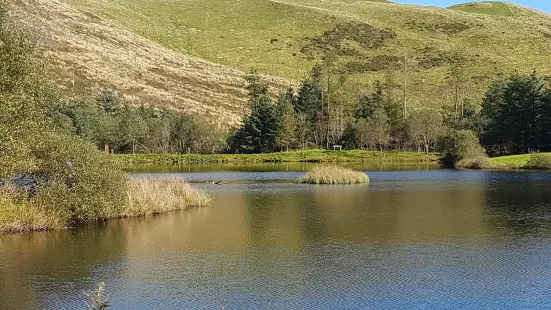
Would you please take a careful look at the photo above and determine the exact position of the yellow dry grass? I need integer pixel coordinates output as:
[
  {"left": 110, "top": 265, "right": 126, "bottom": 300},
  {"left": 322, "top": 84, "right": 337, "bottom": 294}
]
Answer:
[
  {"left": 0, "top": 186, "right": 64, "bottom": 234},
  {"left": 299, "top": 165, "right": 369, "bottom": 184},
  {"left": 124, "top": 178, "right": 212, "bottom": 217},
  {"left": 7, "top": 0, "right": 288, "bottom": 127}
]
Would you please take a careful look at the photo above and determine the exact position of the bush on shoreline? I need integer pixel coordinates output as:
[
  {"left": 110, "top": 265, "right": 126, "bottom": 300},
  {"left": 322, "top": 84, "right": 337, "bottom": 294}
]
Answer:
[
  {"left": 299, "top": 165, "right": 369, "bottom": 184},
  {"left": 526, "top": 153, "right": 551, "bottom": 169}
]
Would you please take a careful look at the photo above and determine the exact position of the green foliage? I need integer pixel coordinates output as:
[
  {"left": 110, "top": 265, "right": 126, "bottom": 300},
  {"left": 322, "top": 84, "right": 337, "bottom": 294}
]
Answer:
[
  {"left": 0, "top": 7, "right": 128, "bottom": 231},
  {"left": 481, "top": 71, "right": 551, "bottom": 155},
  {"left": 454, "top": 130, "right": 485, "bottom": 160},
  {"left": 407, "top": 109, "right": 444, "bottom": 154},
  {"left": 275, "top": 91, "right": 298, "bottom": 151},
  {"left": 449, "top": 2, "right": 514, "bottom": 17},
  {"left": 51, "top": 93, "right": 228, "bottom": 154},
  {"left": 526, "top": 153, "right": 551, "bottom": 169},
  {"left": 31, "top": 133, "right": 128, "bottom": 223},
  {"left": 116, "top": 150, "right": 439, "bottom": 164},
  {"left": 231, "top": 70, "right": 278, "bottom": 153}
]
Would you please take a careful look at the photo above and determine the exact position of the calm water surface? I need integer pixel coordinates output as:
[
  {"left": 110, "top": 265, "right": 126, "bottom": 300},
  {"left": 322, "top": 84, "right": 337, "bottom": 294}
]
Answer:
[{"left": 2, "top": 164, "right": 551, "bottom": 309}]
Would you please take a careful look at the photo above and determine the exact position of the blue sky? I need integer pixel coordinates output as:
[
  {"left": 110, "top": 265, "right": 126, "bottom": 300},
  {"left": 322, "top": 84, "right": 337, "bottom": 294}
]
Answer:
[{"left": 394, "top": 1, "right": 550, "bottom": 13}]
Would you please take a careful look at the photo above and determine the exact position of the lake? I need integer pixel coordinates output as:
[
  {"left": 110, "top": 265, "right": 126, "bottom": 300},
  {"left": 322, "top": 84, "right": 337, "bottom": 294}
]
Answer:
[{"left": 2, "top": 164, "right": 551, "bottom": 309}]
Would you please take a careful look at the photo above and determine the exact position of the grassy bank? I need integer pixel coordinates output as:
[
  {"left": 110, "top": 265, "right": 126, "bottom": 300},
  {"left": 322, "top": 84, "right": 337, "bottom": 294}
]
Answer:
[
  {"left": 299, "top": 166, "right": 369, "bottom": 184},
  {"left": 116, "top": 150, "right": 439, "bottom": 164},
  {"left": 489, "top": 154, "right": 531, "bottom": 169},
  {"left": 488, "top": 153, "right": 551, "bottom": 169},
  {"left": 0, "top": 178, "right": 210, "bottom": 234}
]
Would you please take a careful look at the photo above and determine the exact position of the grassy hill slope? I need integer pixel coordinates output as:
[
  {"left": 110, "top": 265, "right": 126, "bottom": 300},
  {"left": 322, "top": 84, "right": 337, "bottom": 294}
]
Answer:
[
  {"left": 10, "top": 0, "right": 551, "bottom": 125},
  {"left": 57, "top": 0, "right": 551, "bottom": 113},
  {"left": 8, "top": 0, "right": 288, "bottom": 127}
]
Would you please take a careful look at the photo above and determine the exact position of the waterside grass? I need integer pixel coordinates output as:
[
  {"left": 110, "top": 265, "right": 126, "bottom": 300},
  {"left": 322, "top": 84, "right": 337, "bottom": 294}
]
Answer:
[
  {"left": 117, "top": 150, "right": 439, "bottom": 165},
  {"left": 455, "top": 156, "right": 496, "bottom": 170},
  {"left": 123, "top": 178, "right": 211, "bottom": 217},
  {"left": 299, "top": 165, "right": 369, "bottom": 184},
  {"left": 486, "top": 153, "right": 551, "bottom": 170},
  {"left": 1, "top": 178, "right": 211, "bottom": 234}
]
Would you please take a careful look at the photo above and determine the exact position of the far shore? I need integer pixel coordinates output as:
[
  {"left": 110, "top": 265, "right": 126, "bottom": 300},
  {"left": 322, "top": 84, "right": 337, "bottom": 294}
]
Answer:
[{"left": 115, "top": 150, "right": 440, "bottom": 164}]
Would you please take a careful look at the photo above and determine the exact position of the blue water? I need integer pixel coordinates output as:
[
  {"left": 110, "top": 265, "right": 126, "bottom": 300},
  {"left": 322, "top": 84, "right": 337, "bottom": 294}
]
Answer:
[{"left": 2, "top": 168, "right": 551, "bottom": 309}]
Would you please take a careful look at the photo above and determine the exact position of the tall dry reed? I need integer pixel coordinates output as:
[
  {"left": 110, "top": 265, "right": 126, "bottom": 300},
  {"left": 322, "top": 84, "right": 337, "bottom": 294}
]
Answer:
[
  {"left": 298, "top": 166, "right": 369, "bottom": 185},
  {"left": 124, "top": 178, "right": 212, "bottom": 217}
]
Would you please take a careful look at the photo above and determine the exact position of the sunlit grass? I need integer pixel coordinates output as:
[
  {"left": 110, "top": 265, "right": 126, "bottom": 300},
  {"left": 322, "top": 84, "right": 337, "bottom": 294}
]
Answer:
[
  {"left": 299, "top": 165, "right": 369, "bottom": 184},
  {"left": 1, "top": 178, "right": 212, "bottom": 234},
  {"left": 0, "top": 187, "right": 65, "bottom": 234},
  {"left": 123, "top": 178, "right": 212, "bottom": 217},
  {"left": 116, "top": 150, "right": 439, "bottom": 164},
  {"left": 59, "top": 0, "right": 551, "bottom": 115},
  {"left": 489, "top": 154, "right": 532, "bottom": 168},
  {"left": 449, "top": 2, "right": 514, "bottom": 17}
]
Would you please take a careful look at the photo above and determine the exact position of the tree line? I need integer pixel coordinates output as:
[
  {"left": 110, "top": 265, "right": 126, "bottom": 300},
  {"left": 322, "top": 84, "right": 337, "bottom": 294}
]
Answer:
[
  {"left": 231, "top": 63, "right": 551, "bottom": 158},
  {"left": 50, "top": 90, "right": 228, "bottom": 154},
  {"left": 49, "top": 54, "right": 551, "bottom": 158},
  {"left": 231, "top": 63, "right": 474, "bottom": 156}
]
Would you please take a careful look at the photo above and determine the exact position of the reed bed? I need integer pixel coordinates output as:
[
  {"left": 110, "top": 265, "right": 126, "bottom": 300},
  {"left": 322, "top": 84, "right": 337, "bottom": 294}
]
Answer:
[
  {"left": 124, "top": 178, "right": 212, "bottom": 217},
  {"left": 298, "top": 165, "right": 369, "bottom": 185}
]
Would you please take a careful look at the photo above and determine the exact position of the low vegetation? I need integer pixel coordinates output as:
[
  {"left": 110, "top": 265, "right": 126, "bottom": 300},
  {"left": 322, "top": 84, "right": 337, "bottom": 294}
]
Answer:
[
  {"left": 449, "top": 2, "right": 514, "bottom": 17},
  {"left": 117, "top": 150, "right": 439, "bottom": 164},
  {"left": 525, "top": 153, "right": 551, "bottom": 170},
  {"left": 124, "top": 178, "right": 211, "bottom": 217},
  {"left": 49, "top": 0, "right": 551, "bottom": 118},
  {"left": 298, "top": 166, "right": 369, "bottom": 184},
  {"left": 0, "top": 10, "right": 211, "bottom": 234}
]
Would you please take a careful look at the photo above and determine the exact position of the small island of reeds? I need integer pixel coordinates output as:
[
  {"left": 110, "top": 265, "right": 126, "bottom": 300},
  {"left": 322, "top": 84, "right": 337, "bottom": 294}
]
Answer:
[{"left": 298, "top": 166, "right": 369, "bottom": 185}]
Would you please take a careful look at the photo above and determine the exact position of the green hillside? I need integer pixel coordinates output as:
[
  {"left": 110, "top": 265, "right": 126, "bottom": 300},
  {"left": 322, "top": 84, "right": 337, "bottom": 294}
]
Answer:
[
  {"left": 58, "top": 0, "right": 551, "bottom": 113},
  {"left": 449, "top": 2, "right": 515, "bottom": 16}
]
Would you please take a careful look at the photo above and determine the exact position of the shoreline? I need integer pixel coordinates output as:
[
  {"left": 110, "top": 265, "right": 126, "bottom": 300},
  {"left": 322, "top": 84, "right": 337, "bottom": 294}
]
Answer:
[
  {"left": 0, "top": 178, "right": 210, "bottom": 235},
  {"left": 115, "top": 150, "right": 440, "bottom": 164}
]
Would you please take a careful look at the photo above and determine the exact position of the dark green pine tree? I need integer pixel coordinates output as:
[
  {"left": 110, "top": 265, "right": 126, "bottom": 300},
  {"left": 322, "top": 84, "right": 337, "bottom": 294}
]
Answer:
[
  {"left": 231, "top": 70, "right": 278, "bottom": 153},
  {"left": 355, "top": 80, "right": 384, "bottom": 120}
]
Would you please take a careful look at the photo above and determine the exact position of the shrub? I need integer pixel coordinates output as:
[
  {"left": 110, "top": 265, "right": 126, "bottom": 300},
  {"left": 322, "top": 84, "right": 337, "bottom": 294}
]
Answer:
[
  {"left": 455, "top": 156, "right": 495, "bottom": 170},
  {"left": 526, "top": 153, "right": 551, "bottom": 169},
  {"left": 29, "top": 133, "right": 128, "bottom": 223},
  {"left": 454, "top": 130, "right": 485, "bottom": 160},
  {"left": 298, "top": 165, "right": 369, "bottom": 184}
]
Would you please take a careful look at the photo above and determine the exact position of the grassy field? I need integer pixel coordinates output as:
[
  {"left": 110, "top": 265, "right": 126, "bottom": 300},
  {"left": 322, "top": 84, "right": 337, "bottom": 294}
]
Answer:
[
  {"left": 488, "top": 153, "right": 551, "bottom": 169},
  {"left": 116, "top": 150, "right": 439, "bottom": 164},
  {"left": 489, "top": 154, "right": 532, "bottom": 168},
  {"left": 49, "top": 0, "right": 551, "bottom": 117},
  {"left": 449, "top": 2, "right": 514, "bottom": 16}
]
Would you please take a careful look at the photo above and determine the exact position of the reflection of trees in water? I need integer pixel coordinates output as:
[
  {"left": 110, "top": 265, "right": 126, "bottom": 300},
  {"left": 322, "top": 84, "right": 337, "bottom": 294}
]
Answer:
[
  {"left": 0, "top": 224, "right": 127, "bottom": 309},
  {"left": 483, "top": 181, "right": 551, "bottom": 237}
]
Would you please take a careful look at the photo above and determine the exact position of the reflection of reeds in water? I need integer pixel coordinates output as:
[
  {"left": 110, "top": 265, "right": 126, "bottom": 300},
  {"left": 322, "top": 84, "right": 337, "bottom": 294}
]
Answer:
[
  {"left": 124, "top": 178, "right": 212, "bottom": 217},
  {"left": 298, "top": 166, "right": 369, "bottom": 185}
]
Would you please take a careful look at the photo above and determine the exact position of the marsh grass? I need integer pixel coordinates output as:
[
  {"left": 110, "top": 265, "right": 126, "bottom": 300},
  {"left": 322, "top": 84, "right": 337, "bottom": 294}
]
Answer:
[
  {"left": 455, "top": 156, "right": 495, "bottom": 170},
  {"left": 1, "top": 178, "right": 212, "bottom": 234},
  {"left": 299, "top": 165, "right": 369, "bottom": 184},
  {"left": 0, "top": 186, "right": 65, "bottom": 234},
  {"left": 123, "top": 178, "right": 212, "bottom": 217}
]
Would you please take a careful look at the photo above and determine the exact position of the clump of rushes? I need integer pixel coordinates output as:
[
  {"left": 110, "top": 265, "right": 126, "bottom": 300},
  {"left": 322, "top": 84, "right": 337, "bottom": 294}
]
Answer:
[
  {"left": 124, "top": 178, "right": 212, "bottom": 217},
  {"left": 298, "top": 165, "right": 369, "bottom": 184}
]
